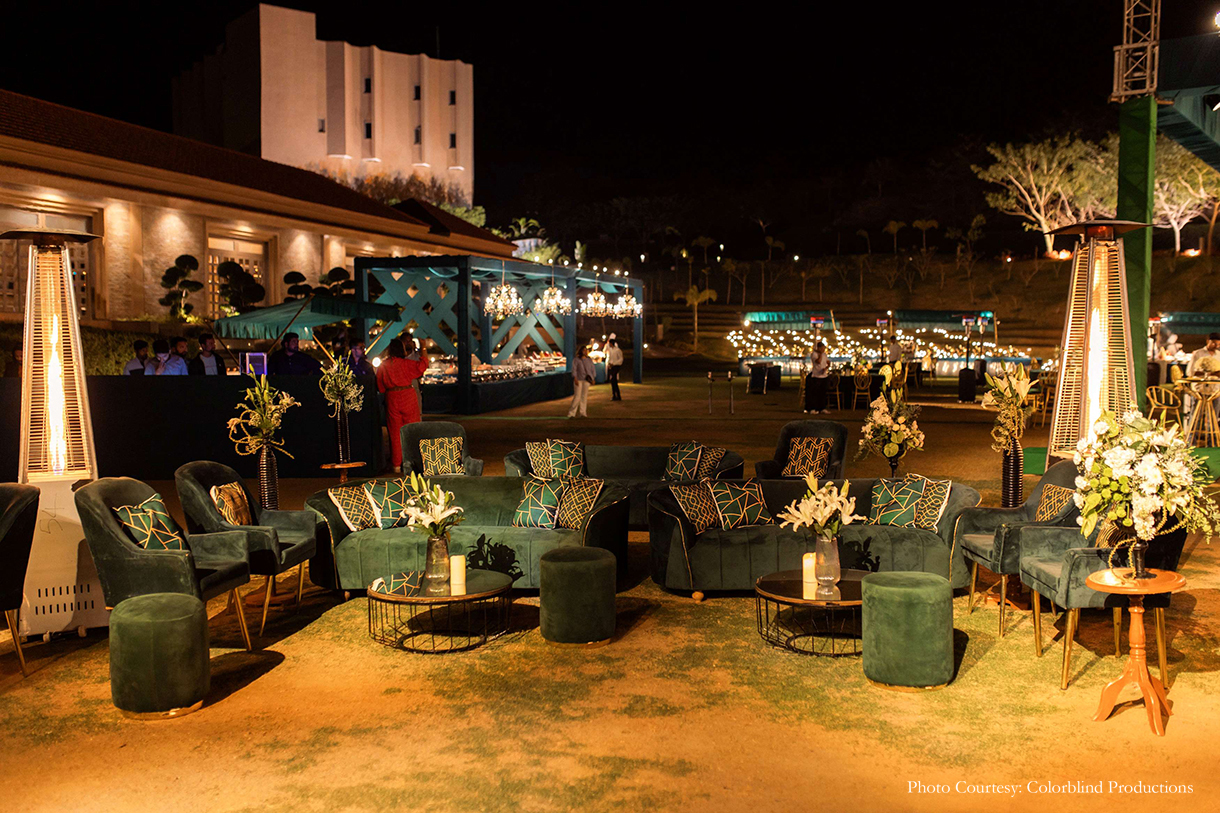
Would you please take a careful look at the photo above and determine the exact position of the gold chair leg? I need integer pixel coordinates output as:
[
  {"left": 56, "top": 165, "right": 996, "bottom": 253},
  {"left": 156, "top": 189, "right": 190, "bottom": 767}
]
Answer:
[
  {"left": 5, "top": 609, "right": 27, "bottom": 677},
  {"left": 1112, "top": 607, "right": 1122, "bottom": 656},
  {"left": 259, "top": 575, "right": 274, "bottom": 637},
  {"left": 231, "top": 589, "right": 253, "bottom": 651},
  {"left": 968, "top": 562, "right": 978, "bottom": 615},
  {"left": 1154, "top": 607, "right": 1168, "bottom": 683},
  {"left": 1061, "top": 609, "right": 1078, "bottom": 690},
  {"left": 998, "top": 576, "right": 1007, "bottom": 637},
  {"left": 296, "top": 561, "right": 307, "bottom": 609},
  {"left": 1031, "top": 591, "right": 1043, "bottom": 657}
]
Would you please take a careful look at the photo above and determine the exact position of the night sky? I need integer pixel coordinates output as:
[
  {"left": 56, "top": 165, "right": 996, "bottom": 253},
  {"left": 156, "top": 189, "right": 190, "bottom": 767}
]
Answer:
[{"left": 3, "top": 1, "right": 1219, "bottom": 253}]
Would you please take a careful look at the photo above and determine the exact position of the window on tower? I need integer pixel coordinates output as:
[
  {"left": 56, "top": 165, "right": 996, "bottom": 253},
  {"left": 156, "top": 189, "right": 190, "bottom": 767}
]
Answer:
[{"left": 449, "top": 132, "right": 456, "bottom": 149}]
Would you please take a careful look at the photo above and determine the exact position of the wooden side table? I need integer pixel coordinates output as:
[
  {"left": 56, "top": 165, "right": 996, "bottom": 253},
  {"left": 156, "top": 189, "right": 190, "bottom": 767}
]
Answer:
[
  {"left": 1085, "top": 568, "right": 1186, "bottom": 737},
  {"left": 320, "top": 461, "right": 366, "bottom": 484}
]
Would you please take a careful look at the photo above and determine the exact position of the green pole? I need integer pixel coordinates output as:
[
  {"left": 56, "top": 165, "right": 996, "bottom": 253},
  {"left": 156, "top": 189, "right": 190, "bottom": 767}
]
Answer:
[{"left": 1116, "top": 96, "right": 1156, "bottom": 411}]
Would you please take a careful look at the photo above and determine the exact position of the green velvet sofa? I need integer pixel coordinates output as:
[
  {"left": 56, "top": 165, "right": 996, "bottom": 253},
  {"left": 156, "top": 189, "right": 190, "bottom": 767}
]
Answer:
[
  {"left": 647, "top": 478, "right": 981, "bottom": 595},
  {"left": 504, "top": 445, "right": 745, "bottom": 529},
  {"left": 306, "top": 476, "right": 630, "bottom": 591}
]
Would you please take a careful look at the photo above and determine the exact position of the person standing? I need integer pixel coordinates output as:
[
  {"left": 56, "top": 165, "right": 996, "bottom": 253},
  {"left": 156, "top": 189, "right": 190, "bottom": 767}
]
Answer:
[
  {"left": 606, "top": 337, "right": 624, "bottom": 401},
  {"left": 568, "top": 346, "right": 595, "bottom": 418},
  {"left": 123, "top": 340, "right": 149, "bottom": 375},
  {"left": 805, "top": 340, "right": 831, "bottom": 414},
  {"left": 145, "top": 338, "right": 187, "bottom": 375},
  {"left": 346, "top": 339, "right": 376, "bottom": 377},
  {"left": 268, "top": 332, "right": 322, "bottom": 375},
  {"left": 377, "top": 337, "right": 429, "bottom": 472},
  {"left": 188, "top": 333, "right": 227, "bottom": 375},
  {"left": 886, "top": 335, "right": 904, "bottom": 364},
  {"left": 170, "top": 336, "right": 190, "bottom": 364}
]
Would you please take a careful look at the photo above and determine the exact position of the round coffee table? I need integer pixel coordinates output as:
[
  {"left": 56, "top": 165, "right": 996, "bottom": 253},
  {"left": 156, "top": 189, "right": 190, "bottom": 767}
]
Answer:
[
  {"left": 755, "top": 569, "right": 868, "bottom": 656},
  {"left": 367, "top": 569, "right": 512, "bottom": 653}
]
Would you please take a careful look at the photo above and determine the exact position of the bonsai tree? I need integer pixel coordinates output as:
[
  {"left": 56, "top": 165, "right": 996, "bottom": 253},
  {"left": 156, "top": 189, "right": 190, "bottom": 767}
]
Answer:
[
  {"left": 215, "top": 260, "right": 266, "bottom": 314},
  {"left": 313, "top": 267, "right": 354, "bottom": 298},
  {"left": 158, "top": 254, "right": 203, "bottom": 319},
  {"left": 283, "top": 270, "right": 313, "bottom": 301}
]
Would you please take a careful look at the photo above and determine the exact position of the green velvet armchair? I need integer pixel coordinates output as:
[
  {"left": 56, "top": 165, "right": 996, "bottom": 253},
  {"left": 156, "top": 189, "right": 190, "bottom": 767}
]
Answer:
[
  {"left": 1015, "top": 523, "right": 1188, "bottom": 690},
  {"left": 175, "top": 461, "right": 318, "bottom": 635},
  {"left": 954, "top": 459, "right": 1080, "bottom": 636},
  {"left": 402, "top": 421, "right": 483, "bottom": 476},
  {"left": 74, "top": 477, "right": 254, "bottom": 650},
  {"left": 1, "top": 483, "right": 39, "bottom": 676},
  {"left": 753, "top": 420, "right": 848, "bottom": 479}
]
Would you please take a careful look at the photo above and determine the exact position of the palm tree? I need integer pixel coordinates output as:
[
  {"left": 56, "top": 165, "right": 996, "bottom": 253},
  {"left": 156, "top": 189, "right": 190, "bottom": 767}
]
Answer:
[
  {"left": 856, "top": 229, "right": 872, "bottom": 254},
  {"left": 883, "top": 220, "right": 906, "bottom": 253},
  {"left": 912, "top": 219, "right": 939, "bottom": 251},
  {"left": 692, "top": 235, "right": 715, "bottom": 265},
  {"left": 674, "top": 285, "right": 718, "bottom": 353}
]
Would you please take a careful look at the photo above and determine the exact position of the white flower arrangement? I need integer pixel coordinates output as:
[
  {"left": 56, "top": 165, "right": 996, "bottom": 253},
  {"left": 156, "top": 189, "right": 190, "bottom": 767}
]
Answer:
[
  {"left": 402, "top": 472, "right": 466, "bottom": 538},
  {"left": 855, "top": 391, "right": 926, "bottom": 464},
  {"left": 777, "top": 474, "right": 865, "bottom": 538},
  {"left": 1073, "top": 410, "right": 1220, "bottom": 542}
]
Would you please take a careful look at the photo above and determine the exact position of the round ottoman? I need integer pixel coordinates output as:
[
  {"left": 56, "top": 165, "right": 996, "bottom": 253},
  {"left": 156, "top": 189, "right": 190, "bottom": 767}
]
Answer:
[
  {"left": 539, "top": 546, "right": 617, "bottom": 646},
  {"left": 110, "top": 593, "right": 210, "bottom": 719},
  {"left": 861, "top": 572, "right": 954, "bottom": 690}
]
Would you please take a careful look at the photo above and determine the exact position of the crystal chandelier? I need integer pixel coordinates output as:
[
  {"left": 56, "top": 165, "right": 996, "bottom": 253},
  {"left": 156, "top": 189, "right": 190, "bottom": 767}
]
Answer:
[
  {"left": 579, "top": 288, "right": 608, "bottom": 317},
  {"left": 533, "top": 272, "right": 571, "bottom": 316},
  {"left": 483, "top": 270, "right": 523, "bottom": 320},
  {"left": 612, "top": 292, "right": 642, "bottom": 319}
]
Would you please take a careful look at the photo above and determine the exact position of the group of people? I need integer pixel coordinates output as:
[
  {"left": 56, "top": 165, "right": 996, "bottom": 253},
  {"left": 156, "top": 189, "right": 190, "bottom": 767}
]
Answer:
[
  {"left": 567, "top": 336, "right": 624, "bottom": 418},
  {"left": 119, "top": 331, "right": 382, "bottom": 378}
]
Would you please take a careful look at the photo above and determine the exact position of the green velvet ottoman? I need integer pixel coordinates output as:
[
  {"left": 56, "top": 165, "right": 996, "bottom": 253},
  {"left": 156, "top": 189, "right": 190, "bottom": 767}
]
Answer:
[
  {"left": 109, "top": 593, "right": 210, "bottom": 719},
  {"left": 861, "top": 572, "right": 954, "bottom": 690},
  {"left": 539, "top": 547, "right": 616, "bottom": 646}
]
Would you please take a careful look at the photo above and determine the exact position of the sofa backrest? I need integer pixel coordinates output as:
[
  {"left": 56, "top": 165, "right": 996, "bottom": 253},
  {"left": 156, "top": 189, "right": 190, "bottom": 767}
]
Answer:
[
  {"left": 507, "top": 444, "right": 743, "bottom": 480},
  {"left": 1025, "top": 459, "right": 1080, "bottom": 523},
  {"left": 771, "top": 420, "right": 849, "bottom": 478}
]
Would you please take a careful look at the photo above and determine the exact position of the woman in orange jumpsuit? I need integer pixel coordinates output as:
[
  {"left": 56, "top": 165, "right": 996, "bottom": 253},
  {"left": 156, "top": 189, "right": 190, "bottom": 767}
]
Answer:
[{"left": 377, "top": 338, "right": 429, "bottom": 472}]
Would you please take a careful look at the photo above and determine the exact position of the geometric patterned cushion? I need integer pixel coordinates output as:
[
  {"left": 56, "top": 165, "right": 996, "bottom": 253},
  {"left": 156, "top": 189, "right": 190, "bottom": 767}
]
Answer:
[
  {"left": 868, "top": 479, "right": 900, "bottom": 523},
  {"left": 905, "top": 476, "right": 951, "bottom": 531},
  {"left": 556, "top": 478, "right": 604, "bottom": 530},
  {"left": 548, "top": 439, "right": 585, "bottom": 480},
  {"left": 709, "top": 480, "right": 773, "bottom": 529},
  {"left": 872, "top": 477, "right": 926, "bottom": 526},
  {"left": 781, "top": 436, "right": 833, "bottom": 478},
  {"left": 420, "top": 436, "right": 464, "bottom": 475},
  {"left": 1035, "top": 483, "right": 1075, "bottom": 522},
  {"left": 526, "top": 441, "right": 554, "bottom": 478},
  {"left": 665, "top": 441, "right": 704, "bottom": 482},
  {"left": 328, "top": 484, "right": 380, "bottom": 531},
  {"left": 695, "top": 446, "right": 727, "bottom": 480},
  {"left": 210, "top": 481, "right": 253, "bottom": 526},
  {"left": 512, "top": 476, "right": 564, "bottom": 529},
  {"left": 363, "top": 478, "right": 412, "bottom": 529},
  {"left": 112, "top": 494, "right": 186, "bottom": 551},
  {"left": 670, "top": 481, "right": 721, "bottom": 533}
]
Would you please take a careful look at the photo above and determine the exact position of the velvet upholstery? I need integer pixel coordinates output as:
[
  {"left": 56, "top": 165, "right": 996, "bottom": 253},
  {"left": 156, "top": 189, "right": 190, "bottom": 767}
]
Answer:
[
  {"left": 175, "top": 461, "right": 317, "bottom": 577},
  {"left": 647, "top": 478, "right": 980, "bottom": 593},
  {"left": 753, "top": 420, "right": 849, "bottom": 480},
  {"left": 954, "top": 459, "right": 1081, "bottom": 578},
  {"left": 402, "top": 421, "right": 484, "bottom": 476},
  {"left": 75, "top": 477, "right": 252, "bottom": 608},
  {"left": 109, "top": 593, "right": 210, "bottom": 715},
  {"left": 862, "top": 572, "right": 954, "bottom": 688},
  {"left": 0, "top": 483, "right": 39, "bottom": 612},
  {"left": 539, "top": 546, "right": 617, "bottom": 644},
  {"left": 306, "top": 476, "right": 630, "bottom": 591},
  {"left": 504, "top": 444, "right": 745, "bottom": 528},
  {"left": 1017, "top": 525, "right": 1188, "bottom": 611}
]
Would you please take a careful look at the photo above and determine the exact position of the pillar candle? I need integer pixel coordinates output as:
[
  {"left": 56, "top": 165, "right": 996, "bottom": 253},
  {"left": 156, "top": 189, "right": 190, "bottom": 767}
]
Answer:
[
  {"left": 802, "top": 552, "right": 817, "bottom": 583},
  {"left": 450, "top": 554, "right": 467, "bottom": 595}
]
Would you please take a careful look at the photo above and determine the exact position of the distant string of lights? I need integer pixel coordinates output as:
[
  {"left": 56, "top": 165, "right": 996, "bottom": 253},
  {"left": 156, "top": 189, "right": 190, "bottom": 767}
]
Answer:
[{"left": 726, "top": 325, "right": 1033, "bottom": 362}]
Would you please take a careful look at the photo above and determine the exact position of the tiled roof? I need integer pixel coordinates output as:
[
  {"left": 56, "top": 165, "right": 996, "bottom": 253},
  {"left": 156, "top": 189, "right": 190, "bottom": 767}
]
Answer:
[
  {"left": 0, "top": 88, "right": 429, "bottom": 228},
  {"left": 392, "top": 198, "right": 515, "bottom": 248}
]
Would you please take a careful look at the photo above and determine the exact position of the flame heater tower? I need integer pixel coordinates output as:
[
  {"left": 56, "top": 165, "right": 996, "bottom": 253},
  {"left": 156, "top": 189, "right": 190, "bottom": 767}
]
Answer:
[
  {"left": 6, "top": 228, "right": 109, "bottom": 638},
  {"left": 1047, "top": 221, "right": 1141, "bottom": 463}
]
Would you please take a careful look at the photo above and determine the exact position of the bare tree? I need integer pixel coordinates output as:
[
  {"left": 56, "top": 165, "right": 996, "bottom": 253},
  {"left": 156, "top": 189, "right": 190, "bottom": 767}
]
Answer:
[{"left": 1157, "top": 135, "right": 1215, "bottom": 254}]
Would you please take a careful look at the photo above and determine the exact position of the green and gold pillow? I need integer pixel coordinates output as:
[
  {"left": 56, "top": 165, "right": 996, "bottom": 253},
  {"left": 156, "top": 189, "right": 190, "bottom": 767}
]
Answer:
[
  {"left": 671, "top": 481, "right": 721, "bottom": 533},
  {"left": 709, "top": 480, "right": 773, "bottom": 529},
  {"left": 695, "top": 446, "right": 727, "bottom": 480},
  {"left": 526, "top": 441, "right": 554, "bottom": 477},
  {"left": 556, "top": 478, "right": 604, "bottom": 529},
  {"left": 420, "top": 436, "right": 464, "bottom": 475},
  {"left": 113, "top": 494, "right": 186, "bottom": 551},
  {"left": 548, "top": 439, "right": 586, "bottom": 479},
  {"left": 328, "top": 484, "right": 380, "bottom": 531},
  {"left": 781, "top": 436, "right": 833, "bottom": 478},
  {"left": 906, "top": 476, "right": 951, "bottom": 532},
  {"left": 871, "top": 477, "right": 926, "bottom": 526},
  {"left": 1035, "top": 484, "right": 1075, "bottom": 522},
  {"left": 513, "top": 476, "right": 564, "bottom": 529},
  {"left": 210, "top": 481, "right": 253, "bottom": 526},
  {"left": 665, "top": 441, "right": 704, "bottom": 482},
  {"left": 363, "top": 478, "right": 412, "bottom": 529}
]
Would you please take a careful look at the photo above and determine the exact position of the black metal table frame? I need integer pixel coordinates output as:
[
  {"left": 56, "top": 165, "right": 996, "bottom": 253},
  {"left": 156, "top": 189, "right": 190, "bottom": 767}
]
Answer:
[
  {"left": 755, "top": 593, "right": 862, "bottom": 657},
  {"left": 368, "top": 590, "right": 512, "bottom": 654}
]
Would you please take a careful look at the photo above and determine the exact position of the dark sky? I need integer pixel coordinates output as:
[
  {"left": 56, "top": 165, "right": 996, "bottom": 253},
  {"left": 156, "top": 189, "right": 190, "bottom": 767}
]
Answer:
[{"left": 2, "top": 1, "right": 1219, "bottom": 249}]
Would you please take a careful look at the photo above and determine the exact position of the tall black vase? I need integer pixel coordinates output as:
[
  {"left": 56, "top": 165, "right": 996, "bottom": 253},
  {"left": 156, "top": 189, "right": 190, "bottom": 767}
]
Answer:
[
  {"left": 258, "top": 445, "right": 279, "bottom": 510},
  {"left": 1001, "top": 445, "right": 1024, "bottom": 508},
  {"left": 335, "top": 409, "right": 351, "bottom": 464}
]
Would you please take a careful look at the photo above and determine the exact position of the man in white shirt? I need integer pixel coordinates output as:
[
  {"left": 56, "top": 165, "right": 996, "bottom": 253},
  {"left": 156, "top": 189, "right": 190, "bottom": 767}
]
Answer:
[
  {"left": 886, "top": 336, "right": 904, "bottom": 364},
  {"left": 1187, "top": 333, "right": 1220, "bottom": 376},
  {"left": 605, "top": 336, "right": 625, "bottom": 401},
  {"left": 123, "top": 340, "right": 149, "bottom": 375}
]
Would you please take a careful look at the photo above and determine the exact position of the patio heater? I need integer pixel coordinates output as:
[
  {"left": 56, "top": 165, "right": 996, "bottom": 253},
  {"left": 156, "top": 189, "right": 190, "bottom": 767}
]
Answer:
[
  {"left": 5, "top": 228, "right": 109, "bottom": 638},
  {"left": 1047, "top": 221, "right": 1141, "bottom": 464}
]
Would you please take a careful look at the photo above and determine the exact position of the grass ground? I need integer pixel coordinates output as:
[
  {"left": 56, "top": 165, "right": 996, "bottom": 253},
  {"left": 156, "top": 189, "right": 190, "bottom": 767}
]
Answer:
[{"left": 1, "top": 373, "right": 1216, "bottom": 812}]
